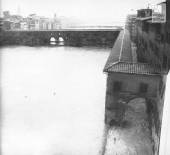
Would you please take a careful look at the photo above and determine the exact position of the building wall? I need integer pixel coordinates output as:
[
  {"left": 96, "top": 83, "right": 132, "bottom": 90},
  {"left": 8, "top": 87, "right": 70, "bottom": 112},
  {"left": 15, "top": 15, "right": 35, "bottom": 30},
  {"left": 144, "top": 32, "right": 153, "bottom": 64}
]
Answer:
[
  {"left": 105, "top": 72, "right": 161, "bottom": 122},
  {"left": 147, "top": 74, "right": 167, "bottom": 155},
  {"left": 137, "top": 9, "right": 152, "bottom": 18},
  {"left": 105, "top": 72, "right": 166, "bottom": 154},
  {"left": 3, "top": 21, "right": 12, "bottom": 30},
  {"left": 135, "top": 21, "right": 170, "bottom": 69},
  {"left": 0, "top": 18, "right": 3, "bottom": 30},
  {"left": 167, "top": 0, "right": 170, "bottom": 25},
  {"left": 134, "top": 1, "right": 170, "bottom": 69},
  {"left": 106, "top": 72, "right": 161, "bottom": 97}
]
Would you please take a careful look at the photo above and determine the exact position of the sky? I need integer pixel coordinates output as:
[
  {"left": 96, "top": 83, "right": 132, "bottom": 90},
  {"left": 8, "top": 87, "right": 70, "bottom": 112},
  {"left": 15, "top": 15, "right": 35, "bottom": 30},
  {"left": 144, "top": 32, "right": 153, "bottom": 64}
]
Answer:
[{"left": 1, "top": 0, "right": 162, "bottom": 25}]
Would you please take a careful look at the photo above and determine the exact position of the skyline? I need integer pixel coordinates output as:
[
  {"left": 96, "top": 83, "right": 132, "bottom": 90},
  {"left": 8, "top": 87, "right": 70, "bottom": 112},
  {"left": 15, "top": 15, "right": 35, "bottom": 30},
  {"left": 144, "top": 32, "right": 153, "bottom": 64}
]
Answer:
[{"left": 1, "top": 0, "right": 162, "bottom": 25}]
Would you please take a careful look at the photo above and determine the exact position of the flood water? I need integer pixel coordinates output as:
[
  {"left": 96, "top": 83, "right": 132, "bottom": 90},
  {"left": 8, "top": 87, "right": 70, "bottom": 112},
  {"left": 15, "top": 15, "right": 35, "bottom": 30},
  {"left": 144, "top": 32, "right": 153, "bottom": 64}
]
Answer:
[{"left": 0, "top": 46, "right": 110, "bottom": 155}]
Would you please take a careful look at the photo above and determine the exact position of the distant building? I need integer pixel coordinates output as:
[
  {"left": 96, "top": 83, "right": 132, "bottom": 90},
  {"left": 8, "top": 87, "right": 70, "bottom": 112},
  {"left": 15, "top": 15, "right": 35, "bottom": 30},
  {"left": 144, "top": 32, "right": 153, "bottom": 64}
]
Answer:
[
  {"left": 38, "top": 17, "right": 49, "bottom": 30},
  {"left": 11, "top": 22, "right": 21, "bottom": 30},
  {"left": 52, "top": 13, "right": 61, "bottom": 29},
  {"left": 2, "top": 11, "right": 24, "bottom": 30},
  {"left": 20, "top": 21, "right": 28, "bottom": 30},
  {"left": 0, "top": 17, "right": 3, "bottom": 30},
  {"left": 1, "top": 11, "right": 62, "bottom": 31},
  {"left": 41, "top": 21, "right": 47, "bottom": 30},
  {"left": 158, "top": 2, "right": 166, "bottom": 22},
  {"left": 27, "top": 14, "right": 40, "bottom": 30},
  {"left": 10, "top": 15, "right": 23, "bottom": 22},
  {"left": 3, "top": 20, "right": 12, "bottom": 30},
  {"left": 3, "top": 11, "right": 10, "bottom": 19},
  {"left": 46, "top": 21, "right": 52, "bottom": 30},
  {"left": 137, "top": 8, "right": 152, "bottom": 18},
  {"left": 52, "top": 23, "right": 61, "bottom": 29},
  {"left": 39, "top": 18, "right": 46, "bottom": 30}
]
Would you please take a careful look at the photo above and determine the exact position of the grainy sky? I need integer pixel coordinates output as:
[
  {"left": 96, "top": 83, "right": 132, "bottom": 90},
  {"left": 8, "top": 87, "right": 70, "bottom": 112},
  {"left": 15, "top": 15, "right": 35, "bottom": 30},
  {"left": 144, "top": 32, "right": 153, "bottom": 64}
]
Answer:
[{"left": 1, "top": 0, "right": 161, "bottom": 24}]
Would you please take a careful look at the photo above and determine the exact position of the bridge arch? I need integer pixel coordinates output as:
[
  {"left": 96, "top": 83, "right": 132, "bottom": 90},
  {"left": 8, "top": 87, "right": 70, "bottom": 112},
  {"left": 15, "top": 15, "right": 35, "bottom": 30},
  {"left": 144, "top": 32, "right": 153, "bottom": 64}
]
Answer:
[
  {"left": 49, "top": 36, "right": 56, "bottom": 45},
  {"left": 50, "top": 37, "right": 56, "bottom": 42},
  {"left": 58, "top": 36, "right": 64, "bottom": 42}
]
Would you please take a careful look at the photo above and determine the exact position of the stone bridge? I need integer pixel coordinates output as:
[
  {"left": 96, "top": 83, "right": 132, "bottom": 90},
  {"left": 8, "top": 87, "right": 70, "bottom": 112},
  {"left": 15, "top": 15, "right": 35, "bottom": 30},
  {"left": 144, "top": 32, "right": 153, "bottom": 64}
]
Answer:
[{"left": 0, "top": 27, "right": 122, "bottom": 47}]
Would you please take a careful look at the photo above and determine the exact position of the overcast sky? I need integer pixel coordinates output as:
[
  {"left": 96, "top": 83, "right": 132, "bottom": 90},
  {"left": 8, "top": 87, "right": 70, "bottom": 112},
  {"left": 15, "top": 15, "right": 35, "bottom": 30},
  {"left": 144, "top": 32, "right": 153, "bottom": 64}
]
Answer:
[{"left": 1, "top": 0, "right": 161, "bottom": 24}]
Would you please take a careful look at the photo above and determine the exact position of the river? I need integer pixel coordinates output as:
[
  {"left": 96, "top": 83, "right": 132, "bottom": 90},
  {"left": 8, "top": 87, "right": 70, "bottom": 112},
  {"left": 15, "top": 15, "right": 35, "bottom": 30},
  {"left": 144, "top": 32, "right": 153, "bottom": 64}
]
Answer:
[{"left": 0, "top": 46, "right": 110, "bottom": 155}]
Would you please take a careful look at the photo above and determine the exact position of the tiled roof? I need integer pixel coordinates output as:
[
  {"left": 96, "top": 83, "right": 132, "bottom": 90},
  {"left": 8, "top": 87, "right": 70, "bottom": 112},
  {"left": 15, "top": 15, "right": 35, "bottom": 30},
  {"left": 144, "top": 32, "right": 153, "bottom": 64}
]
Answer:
[
  {"left": 104, "top": 62, "right": 168, "bottom": 75},
  {"left": 104, "top": 29, "right": 132, "bottom": 70},
  {"left": 103, "top": 28, "right": 168, "bottom": 75}
]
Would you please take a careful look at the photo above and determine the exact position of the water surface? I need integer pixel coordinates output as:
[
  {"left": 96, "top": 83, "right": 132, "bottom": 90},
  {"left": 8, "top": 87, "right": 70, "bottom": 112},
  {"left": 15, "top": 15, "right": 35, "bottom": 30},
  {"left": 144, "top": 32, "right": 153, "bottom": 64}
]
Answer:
[{"left": 1, "top": 46, "right": 109, "bottom": 155}]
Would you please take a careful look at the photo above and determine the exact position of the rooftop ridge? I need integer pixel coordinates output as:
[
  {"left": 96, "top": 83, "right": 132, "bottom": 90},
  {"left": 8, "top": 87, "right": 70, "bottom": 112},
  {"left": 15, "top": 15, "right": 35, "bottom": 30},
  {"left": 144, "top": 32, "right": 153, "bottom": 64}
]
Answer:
[
  {"left": 104, "top": 28, "right": 133, "bottom": 71},
  {"left": 104, "top": 61, "right": 168, "bottom": 75},
  {"left": 119, "top": 27, "right": 126, "bottom": 61}
]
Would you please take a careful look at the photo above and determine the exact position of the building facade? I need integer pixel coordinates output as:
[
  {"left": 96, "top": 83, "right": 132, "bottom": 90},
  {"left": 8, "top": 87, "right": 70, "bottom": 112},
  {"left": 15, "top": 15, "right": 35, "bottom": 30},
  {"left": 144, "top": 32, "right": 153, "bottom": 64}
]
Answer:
[
  {"left": 104, "top": 2, "right": 170, "bottom": 152},
  {"left": 134, "top": 0, "right": 170, "bottom": 70}
]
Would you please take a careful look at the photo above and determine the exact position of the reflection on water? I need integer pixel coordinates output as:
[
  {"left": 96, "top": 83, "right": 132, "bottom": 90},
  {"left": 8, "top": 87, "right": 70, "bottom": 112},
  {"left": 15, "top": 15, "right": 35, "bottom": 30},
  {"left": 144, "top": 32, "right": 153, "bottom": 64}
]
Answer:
[
  {"left": 58, "top": 37, "right": 64, "bottom": 42},
  {"left": 50, "top": 37, "right": 56, "bottom": 42},
  {"left": 50, "top": 37, "right": 57, "bottom": 45},
  {"left": 57, "top": 41, "right": 64, "bottom": 46},
  {"left": 1, "top": 46, "right": 110, "bottom": 155},
  {"left": 50, "top": 42, "right": 57, "bottom": 45}
]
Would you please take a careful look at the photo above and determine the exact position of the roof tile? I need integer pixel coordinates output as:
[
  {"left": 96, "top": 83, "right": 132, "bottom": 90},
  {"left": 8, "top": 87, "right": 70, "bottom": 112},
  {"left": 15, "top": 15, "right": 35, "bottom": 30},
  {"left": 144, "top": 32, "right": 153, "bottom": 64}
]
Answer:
[{"left": 104, "top": 62, "right": 168, "bottom": 75}]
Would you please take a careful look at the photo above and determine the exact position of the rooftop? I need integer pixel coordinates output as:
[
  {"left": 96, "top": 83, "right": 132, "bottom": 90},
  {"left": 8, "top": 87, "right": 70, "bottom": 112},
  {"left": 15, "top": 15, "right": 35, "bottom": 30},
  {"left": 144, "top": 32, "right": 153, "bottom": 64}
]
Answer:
[
  {"left": 105, "top": 62, "right": 167, "bottom": 75},
  {"left": 104, "top": 29, "right": 132, "bottom": 69},
  {"left": 103, "top": 28, "right": 168, "bottom": 75}
]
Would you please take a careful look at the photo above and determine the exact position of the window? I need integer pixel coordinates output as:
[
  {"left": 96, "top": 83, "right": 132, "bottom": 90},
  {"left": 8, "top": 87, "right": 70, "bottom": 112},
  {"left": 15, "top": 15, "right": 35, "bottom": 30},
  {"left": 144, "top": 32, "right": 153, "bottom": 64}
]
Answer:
[
  {"left": 161, "top": 34, "right": 165, "bottom": 42},
  {"left": 166, "top": 33, "right": 170, "bottom": 44},
  {"left": 139, "top": 83, "right": 148, "bottom": 93},
  {"left": 113, "top": 81, "right": 122, "bottom": 92},
  {"left": 149, "top": 41, "right": 154, "bottom": 50},
  {"left": 154, "top": 45, "right": 159, "bottom": 57},
  {"left": 163, "top": 55, "right": 168, "bottom": 69}
]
